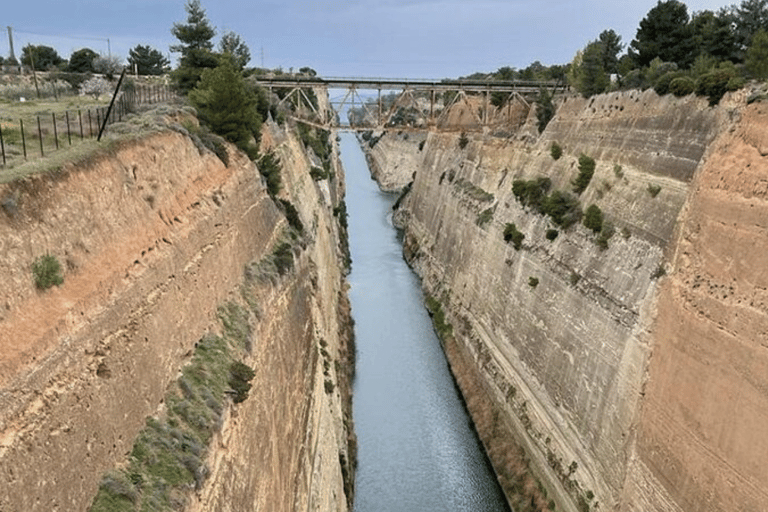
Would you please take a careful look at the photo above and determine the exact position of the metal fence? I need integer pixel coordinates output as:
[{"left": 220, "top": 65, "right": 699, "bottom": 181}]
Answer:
[{"left": 0, "top": 83, "right": 174, "bottom": 168}]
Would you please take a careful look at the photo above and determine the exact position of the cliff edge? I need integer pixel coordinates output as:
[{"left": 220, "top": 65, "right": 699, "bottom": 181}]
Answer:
[
  {"left": 0, "top": 110, "right": 354, "bottom": 511},
  {"left": 366, "top": 87, "right": 768, "bottom": 512}
]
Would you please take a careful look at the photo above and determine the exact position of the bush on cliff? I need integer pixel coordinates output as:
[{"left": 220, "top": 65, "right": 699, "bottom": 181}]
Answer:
[
  {"left": 669, "top": 76, "right": 695, "bottom": 96},
  {"left": 32, "top": 254, "right": 64, "bottom": 289},
  {"left": 572, "top": 154, "right": 595, "bottom": 195},
  {"left": 503, "top": 223, "right": 525, "bottom": 250},
  {"left": 257, "top": 150, "right": 282, "bottom": 196},
  {"left": 550, "top": 142, "right": 563, "bottom": 160},
  {"left": 189, "top": 59, "right": 262, "bottom": 158},
  {"left": 583, "top": 204, "right": 604, "bottom": 233},
  {"left": 541, "top": 190, "right": 582, "bottom": 229}
]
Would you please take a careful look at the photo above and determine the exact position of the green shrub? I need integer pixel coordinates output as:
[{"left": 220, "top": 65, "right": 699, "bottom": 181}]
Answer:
[
  {"left": 476, "top": 207, "right": 495, "bottom": 227},
  {"left": 273, "top": 242, "right": 294, "bottom": 275},
  {"left": 512, "top": 177, "right": 552, "bottom": 210},
  {"left": 228, "top": 361, "right": 255, "bottom": 403},
  {"left": 541, "top": 191, "right": 582, "bottom": 229},
  {"left": 309, "top": 166, "right": 328, "bottom": 180},
  {"left": 596, "top": 223, "right": 615, "bottom": 250},
  {"left": 333, "top": 201, "right": 349, "bottom": 229},
  {"left": 537, "top": 87, "right": 555, "bottom": 133},
  {"left": 189, "top": 60, "right": 262, "bottom": 155},
  {"left": 545, "top": 229, "right": 559, "bottom": 241},
  {"left": 669, "top": 76, "right": 695, "bottom": 97},
  {"left": 392, "top": 182, "right": 412, "bottom": 211},
  {"left": 459, "top": 132, "right": 469, "bottom": 149},
  {"left": 550, "top": 142, "right": 563, "bottom": 160},
  {"left": 647, "top": 184, "right": 661, "bottom": 198},
  {"left": 583, "top": 204, "right": 603, "bottom": 233},
  {"left": 503, "top": 223, "right": 525, "bottom": 250},
  {"left": 613, "top": 164, "right": 624, "bottom": 178},
  {"left": 528, "top": 277, "right": 539, "bottom": 288},
  {"left": 278, "top": 199, "right": 304, "bottom": 233},
  {"left": 572, "top": 154, "right": 595, "bottom": 195},
  {"left": 654, "top": 71, "right": 687, "bottom": 96},
  {"left": 258, "top": 150, "right": 282, "bottom": 196},
  {"left": 425, "top": 295, "right": 453, "bottom": 339},
  {"left": 32, "top": 254, "right": 64, "bottom": 289},
  {"left": 696, "top": 69, "right": 739, "bottom": 106}
]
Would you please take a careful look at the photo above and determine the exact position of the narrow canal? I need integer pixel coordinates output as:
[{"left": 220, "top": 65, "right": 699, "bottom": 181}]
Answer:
[{"left": 341, "top": 132, "right": 510, "bottom": 512}]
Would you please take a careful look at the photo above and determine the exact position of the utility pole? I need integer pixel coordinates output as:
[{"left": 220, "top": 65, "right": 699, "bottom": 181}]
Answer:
[{"left": 7, "top": 26, "right": 16, "bottom": 63}]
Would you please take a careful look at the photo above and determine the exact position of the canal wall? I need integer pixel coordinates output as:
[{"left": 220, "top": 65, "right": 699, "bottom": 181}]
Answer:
[
  {"left": 365, "top": 87, "right": 768, "bottom": 512},
  {"left": 0, "top": 108, "right": 354, "bottom": 511}
]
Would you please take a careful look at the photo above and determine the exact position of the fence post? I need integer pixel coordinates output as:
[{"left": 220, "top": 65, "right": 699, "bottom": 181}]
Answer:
[
  {"left": 0, "top": 123, "right": 6, "bottom": 167},
  {"left": 88, "top": 110, "right": 93, "bottom": 137},
  {"left": 98, "top": 68, "right": 127, "bottom": 141},
  {"left": 79, "top": 110, "right": 84, "bottom": 140},
  {"left": 37, "top": 116, "right": 44, "bottom": 157},
  {"left": 52, "top": 113, "right": 59, "bottom": 150},
  {"left": 20, "top": 119, "right": 27, "bottom": 160},
  {"left": 66, "top": 111, "right": 72, "bottom": 145}
]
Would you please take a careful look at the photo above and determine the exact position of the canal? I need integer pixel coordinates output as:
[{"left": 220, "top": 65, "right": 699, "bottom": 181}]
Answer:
[{"left": 341, "top": 132, "right": 510, "bottom": 512}]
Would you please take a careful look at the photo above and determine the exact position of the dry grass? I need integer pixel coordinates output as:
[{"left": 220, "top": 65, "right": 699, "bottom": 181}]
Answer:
[{"left": 0, "top": 105, "right": 193, "bottom": 184}]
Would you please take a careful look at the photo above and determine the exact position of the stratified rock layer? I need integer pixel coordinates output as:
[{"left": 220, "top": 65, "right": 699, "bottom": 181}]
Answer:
[
  {"left": 369, "top": 88, "right": 768, "bottom": 512},
  {"left": 0, "top": 115, "right": 353, "bottom": 511}
]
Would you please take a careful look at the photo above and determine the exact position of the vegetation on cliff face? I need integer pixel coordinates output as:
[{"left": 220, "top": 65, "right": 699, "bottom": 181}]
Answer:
[{"left": 88, "top": 302, "right": 256, "bottom": 512}]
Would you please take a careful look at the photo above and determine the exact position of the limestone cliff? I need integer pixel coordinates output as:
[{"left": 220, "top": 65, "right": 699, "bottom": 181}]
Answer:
[
  {"left": 365, "top": 88, "right": 768, "bottom": 512},
  {"left": 0, "top": 111, "right": 353, "bottom": 511}
]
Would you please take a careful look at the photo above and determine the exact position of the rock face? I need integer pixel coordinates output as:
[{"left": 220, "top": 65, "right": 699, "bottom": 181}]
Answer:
[
  {"left": 366, "top": 88, "right": 768, "bottom": 512},
  {"left": 0, "top": 114, "right": 353, "bottom": 511}
]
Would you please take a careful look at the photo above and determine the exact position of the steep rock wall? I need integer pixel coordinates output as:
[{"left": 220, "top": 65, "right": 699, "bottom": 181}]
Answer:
[
  {"left": 366, "top": 88, "right": 766, "bottom": 511},
  {"left": 0, "top": 115, "right": 353, "bottom": 511}
]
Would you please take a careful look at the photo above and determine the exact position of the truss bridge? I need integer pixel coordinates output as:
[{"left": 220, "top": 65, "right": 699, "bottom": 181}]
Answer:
[{"left": 252, "top": 76, "right": 564, "bottom": 132}]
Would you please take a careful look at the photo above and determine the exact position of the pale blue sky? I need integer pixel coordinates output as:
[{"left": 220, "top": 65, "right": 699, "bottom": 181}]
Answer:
[{"left": 1, "top": 0, "right": 734, "bottom": 78}]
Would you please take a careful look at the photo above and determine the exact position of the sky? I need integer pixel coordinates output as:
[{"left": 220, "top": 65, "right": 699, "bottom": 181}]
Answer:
[{"left": 1, "top": 0, "right": 735, "bottom": 79}]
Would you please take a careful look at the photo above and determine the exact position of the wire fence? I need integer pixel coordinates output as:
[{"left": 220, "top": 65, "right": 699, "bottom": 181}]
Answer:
[{"left": 0, "top": 83, "right": 174, "bottom": 169}]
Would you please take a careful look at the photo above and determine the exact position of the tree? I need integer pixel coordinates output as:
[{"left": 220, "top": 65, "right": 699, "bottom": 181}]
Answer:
[
  {"left": 573, "top": 40, "right": 610, "bottom": 97},
  {"left": 630, "top": 0, "right": 695, "bottom": 68},
  {"left": 67, "top": 48, "right": 98, "bottom": 73},
  {"left": 188, "top": 59, "right": 262, "bottom": 157},
  {"left": 21, "top": 44, "right": 63, "bottom": 70},
  {"left": 746, "top": 28, "right": 768, "bottom": 78},
  {"left": 93, "top": 55, "right": 124, "bottom": 79},
  {"left": 218, "top": 31, "right": 250, "bottom": 69},
  {"left": 128, "top": 45, "right": 169, "bottom": 75},
  {"left": 691, "top": 9, "right": 740, "bottom": 63},
  {"left": 735, "top": 0, "right": 768, "bottom": 52},
  {"left": 598, "top": 29, "right": 623, "bottom": 75},
  {"left": 536, "top": 88, "right": 555, "bottom": 133},
  {"left": 171, "top": 0, "right": 218, "bottom": 93},
  {"left": 583, "top": 205, "right": 604, "bottom": 233}
]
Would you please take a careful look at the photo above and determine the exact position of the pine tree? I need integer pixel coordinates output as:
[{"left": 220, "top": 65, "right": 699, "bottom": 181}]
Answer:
[
  {"left": 170, "top": 0, "right": 218, "bottom": 93},
  {"left": 128, "top": 45, "right": 170, "bottom": 75},
  {"left": 218, "top": 31, "right": 251, "bottom": 70},
  {"left": 746, "top": 29, "right": 768, "bottom": 78},
  {"left": 189, "top": 60, "right": 262, "bottom": 157}
]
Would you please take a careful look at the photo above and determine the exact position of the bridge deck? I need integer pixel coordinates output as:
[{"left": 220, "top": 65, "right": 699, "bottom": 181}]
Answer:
[{"left": 253, "top": 76, "right": 561, "bottom": 94}]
